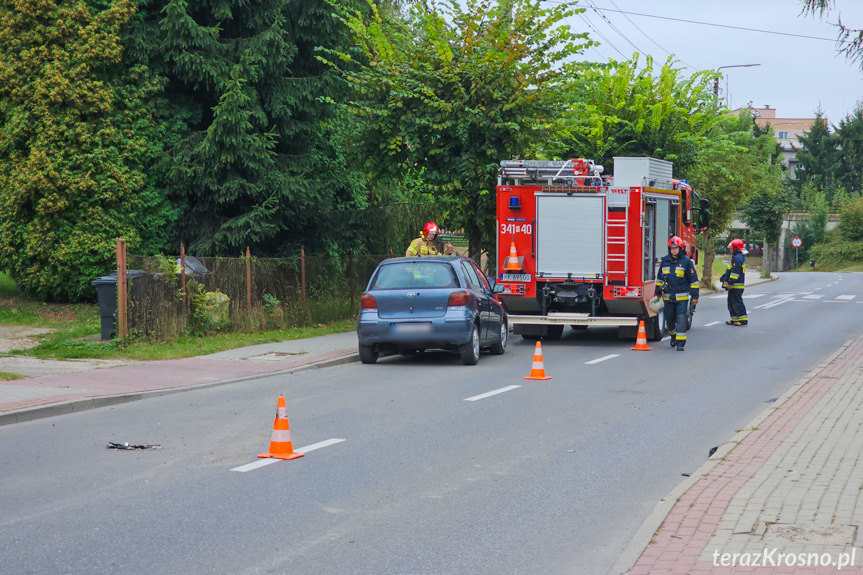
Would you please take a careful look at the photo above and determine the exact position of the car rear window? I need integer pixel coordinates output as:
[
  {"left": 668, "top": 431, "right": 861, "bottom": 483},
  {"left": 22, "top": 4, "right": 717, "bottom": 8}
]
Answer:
[{"left": 371, "top": 262, "right": 460, "bottom": 290}]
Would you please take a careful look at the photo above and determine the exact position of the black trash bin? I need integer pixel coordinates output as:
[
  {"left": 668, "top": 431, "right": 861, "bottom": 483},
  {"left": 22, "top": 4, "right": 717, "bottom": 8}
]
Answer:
[{"left": 91, "top": 270, "right": 147, "bottom": 341}]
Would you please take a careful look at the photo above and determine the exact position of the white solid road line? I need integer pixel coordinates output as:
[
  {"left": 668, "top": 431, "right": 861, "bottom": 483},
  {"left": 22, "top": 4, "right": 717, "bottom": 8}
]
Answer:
[
  {"left": 745, "top": 293, "right": 767, "bottom": 299},
  {"left": 585, "top": 354, "right": 619, "bottom": 364},
  {"left": 464, "top": 385, "right": 521, "bottom": 402},
  {"left": 802, "top": 294, "right": 824, "bottom": 300},
  {"left": 230, "top": 438, "right": 346, "bottom": 472},
  {"left": 704, "top": 321, "right": 722, "bottom": 327}
]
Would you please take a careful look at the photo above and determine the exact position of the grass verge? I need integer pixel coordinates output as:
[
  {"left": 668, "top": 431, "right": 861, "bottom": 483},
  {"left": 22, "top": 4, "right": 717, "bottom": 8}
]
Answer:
[
  {"left": 0, "top": 371, "right": 27, "bottom": 380},
  {"left": 786, "top": 262, "right": 863, "bottom": 272},
  {"left": 10, "top": 319, "right": 357, "bottom": 361}
]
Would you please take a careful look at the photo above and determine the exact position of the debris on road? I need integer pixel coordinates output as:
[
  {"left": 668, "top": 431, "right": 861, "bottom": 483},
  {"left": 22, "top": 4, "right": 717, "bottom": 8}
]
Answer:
[{"left": 107, "top": 442, "right": 161, "bottom": 450}]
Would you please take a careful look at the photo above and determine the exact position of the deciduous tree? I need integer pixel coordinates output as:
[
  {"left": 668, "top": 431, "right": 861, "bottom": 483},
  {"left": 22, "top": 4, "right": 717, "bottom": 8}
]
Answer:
[{"left": 323, "top": 0, "right": 593, "bottom": 261}]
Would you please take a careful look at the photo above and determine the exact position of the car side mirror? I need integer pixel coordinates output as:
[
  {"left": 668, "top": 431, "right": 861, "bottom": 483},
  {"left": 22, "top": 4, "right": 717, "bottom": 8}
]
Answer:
[{"left": 493, "top": 283, "right": 506, "bottom": 294}]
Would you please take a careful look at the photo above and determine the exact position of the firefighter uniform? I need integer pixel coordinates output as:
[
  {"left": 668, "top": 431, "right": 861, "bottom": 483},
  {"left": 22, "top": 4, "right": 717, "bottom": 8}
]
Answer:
[
  {"left": 721, "top": 251, "right": 747, "bottom": 325},
  {"left": 405, "top": 236, "right": 453, "bottom": 257},
  {"left": 656, "top": 252, "right": 700, "bottom": 350}
]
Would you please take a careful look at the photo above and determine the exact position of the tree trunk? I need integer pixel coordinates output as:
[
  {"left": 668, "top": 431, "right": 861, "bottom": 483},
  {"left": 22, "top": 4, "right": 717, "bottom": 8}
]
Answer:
[
  {"left": 700, "top": 231, "right": 716, "bottom": 290},
  {"left": 468, "top": 223, "right": 482, "bottom": 269}
]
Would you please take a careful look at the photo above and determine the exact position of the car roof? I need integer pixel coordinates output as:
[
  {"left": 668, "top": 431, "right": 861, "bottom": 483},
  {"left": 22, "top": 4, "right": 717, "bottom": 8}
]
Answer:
[{"left": 381, "top": 256, "right": 466, "bottom": 265}]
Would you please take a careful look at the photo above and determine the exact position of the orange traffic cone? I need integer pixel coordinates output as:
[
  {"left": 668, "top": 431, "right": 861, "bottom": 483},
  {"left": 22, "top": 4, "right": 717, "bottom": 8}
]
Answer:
[
  {"left": 630, "top": 321, "right": 652, "bottom": 351},
  {"left": 505, "top": 242, "right": 521, "bottom": 271},
  {"left": 524, "top": 341, "right": 551, "bottom": 380},
  {"left": 258, "top": 395, "right": 304, "bottom": 460}
]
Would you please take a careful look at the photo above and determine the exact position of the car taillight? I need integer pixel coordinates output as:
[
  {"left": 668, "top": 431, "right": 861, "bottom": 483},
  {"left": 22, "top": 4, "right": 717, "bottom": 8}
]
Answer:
[
  {"left": 447, "top": 290, "right": 470, "bottom": 307},
  {"left": 360, "top": 294, "right": 377, "bottom": 309}
]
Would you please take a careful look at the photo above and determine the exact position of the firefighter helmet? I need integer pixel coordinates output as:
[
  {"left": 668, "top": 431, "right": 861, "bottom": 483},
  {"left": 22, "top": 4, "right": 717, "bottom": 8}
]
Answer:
[
  {"left": 668, "top": 236, "right": 684, "bottom": 249},
  {"left": 422, "top": 221, "right": 439, "bottom": 238},
  {"left": 728, "top": 238, "right": 745, "bottom": 253}
]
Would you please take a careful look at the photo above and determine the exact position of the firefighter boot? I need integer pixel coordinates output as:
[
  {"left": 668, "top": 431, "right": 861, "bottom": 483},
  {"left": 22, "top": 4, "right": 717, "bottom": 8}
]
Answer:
[
  {"left": 669, "top": 333, "right": 677, "bottom": 347},
  {"left": 676, "top": 334, "right": 686, "bottom": 351}
]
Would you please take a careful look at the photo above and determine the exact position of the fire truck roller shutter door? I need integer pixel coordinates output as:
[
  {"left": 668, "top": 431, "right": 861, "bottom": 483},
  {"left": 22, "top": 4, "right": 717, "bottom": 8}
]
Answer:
[{"left": 535, "top": 194, "right": 604, "bottom": 278}]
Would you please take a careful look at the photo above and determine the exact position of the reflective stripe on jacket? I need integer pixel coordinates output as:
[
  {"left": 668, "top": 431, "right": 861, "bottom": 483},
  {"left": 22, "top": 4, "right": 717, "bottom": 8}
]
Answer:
[
  {"left": 405, "top": 236, "right": 453, "bottom": 257},
  {"left": 723, "top": 252, "right": 746, "bottom": 289},
  {"left": 657, "top": 253, "right": 700, "bottom": 301}
]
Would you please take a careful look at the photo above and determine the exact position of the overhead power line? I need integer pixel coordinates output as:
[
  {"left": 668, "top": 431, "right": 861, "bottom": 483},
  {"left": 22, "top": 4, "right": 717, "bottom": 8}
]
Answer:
[
  {"left": 547, "top": 2, "right": 855, "bottom": 44},
  {"left": 604, "top": 0, "right": 698, "bottom": 69}
]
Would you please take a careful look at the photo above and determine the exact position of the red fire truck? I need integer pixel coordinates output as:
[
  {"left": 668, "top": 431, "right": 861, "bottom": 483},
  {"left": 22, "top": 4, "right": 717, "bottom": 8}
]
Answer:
[{"left": 495, "top": 157, "right": 710, "bottom": 341}]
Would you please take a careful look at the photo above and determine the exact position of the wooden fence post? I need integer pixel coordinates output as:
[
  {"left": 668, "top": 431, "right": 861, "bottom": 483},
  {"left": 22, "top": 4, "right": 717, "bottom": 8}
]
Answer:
[
  {"left": 301, "top": 245, "right": 308, "bottom": 320},
  {"left": 116, "top": 238, "right": 127, "bottom": 340},
  {"left": 245, "top": 246, "right": 252, "bottom": 313},
  {"left": 180, "top": 243, "right": 187, "bottom": 311}
]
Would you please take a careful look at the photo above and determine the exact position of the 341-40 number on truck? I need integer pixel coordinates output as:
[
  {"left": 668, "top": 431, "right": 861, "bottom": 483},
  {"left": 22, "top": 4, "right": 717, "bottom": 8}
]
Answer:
[{"left": 500, "top": 223, "right": 532, "bottom": 235}]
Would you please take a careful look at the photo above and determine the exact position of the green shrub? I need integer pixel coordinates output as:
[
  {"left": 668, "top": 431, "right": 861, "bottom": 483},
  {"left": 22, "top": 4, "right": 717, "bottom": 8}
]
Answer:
[
  {"left": 808, "top": 240, "right": 863, "bottom": 264},
  {"left": 838, "top": 197, "right": 863, "bottom": 242}
]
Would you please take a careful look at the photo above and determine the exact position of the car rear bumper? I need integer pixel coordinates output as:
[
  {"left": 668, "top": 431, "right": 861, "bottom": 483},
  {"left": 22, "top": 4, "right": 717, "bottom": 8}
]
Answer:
[{"left": 357, "top": 309, "right": 474, "bottom": 348}]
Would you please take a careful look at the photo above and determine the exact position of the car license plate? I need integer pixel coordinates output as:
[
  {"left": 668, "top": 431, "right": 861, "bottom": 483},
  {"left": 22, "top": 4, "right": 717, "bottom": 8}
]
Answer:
[
  {"left": 393, "top": 322, "right": 432, "bottom": 333},
  {"left": 501, "top": 273, "right": 531, "bottom": 282}
]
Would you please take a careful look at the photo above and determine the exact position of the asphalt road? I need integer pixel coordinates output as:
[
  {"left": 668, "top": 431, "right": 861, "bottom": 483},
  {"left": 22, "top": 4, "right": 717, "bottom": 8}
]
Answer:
[{"left": 1, "top": 272, "right": 861, "bottom": 575}]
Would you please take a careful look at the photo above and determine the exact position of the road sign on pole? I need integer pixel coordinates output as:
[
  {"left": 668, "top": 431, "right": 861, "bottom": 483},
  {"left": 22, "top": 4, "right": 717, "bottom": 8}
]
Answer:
[{"left": 791, "top": 237, "right": 802, "bottom": 248}]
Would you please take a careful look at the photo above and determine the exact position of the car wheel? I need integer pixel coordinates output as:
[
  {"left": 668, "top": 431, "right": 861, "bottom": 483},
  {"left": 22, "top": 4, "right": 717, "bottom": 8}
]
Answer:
[
  {"left": 545, "top": 325, "right": 564, "bottom": 340},
  {"left": 460, "top": 325, "right": 480, "bottom": 365},
  {"left": 359, "top": 344, "right": 378, "bottom": 364},
  {"left": 489, "top": 321, "right": 507, "bottom": 355}
]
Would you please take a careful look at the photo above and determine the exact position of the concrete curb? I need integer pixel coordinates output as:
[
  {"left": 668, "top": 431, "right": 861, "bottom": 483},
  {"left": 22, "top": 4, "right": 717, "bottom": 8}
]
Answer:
[
  {"left": 0, "top": 352, "right": 359, "bottom": 427},
  {"left": 609, "top": 339, "right": 852, "bottom": 575}
]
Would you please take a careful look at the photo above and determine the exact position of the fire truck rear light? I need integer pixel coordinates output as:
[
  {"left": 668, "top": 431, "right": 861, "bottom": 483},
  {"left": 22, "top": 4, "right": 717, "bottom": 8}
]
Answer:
[
  {"left": 613, "top": 286, "right": 642, "bottom": 298},
  {"left": 447, "top": 290, "right": 471, "bottom": 307},
  {"left": 360, "top": 294, "right": 377, "bottom": 309},
  {"left": 504, "top": 284, "right": 525, "bottom": 295}
]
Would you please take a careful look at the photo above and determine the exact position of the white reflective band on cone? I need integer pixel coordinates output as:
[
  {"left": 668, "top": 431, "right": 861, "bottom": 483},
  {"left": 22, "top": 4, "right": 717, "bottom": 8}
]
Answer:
[
  {"left": 531, "top": 361, "right": 542, "bottom": 369},
  {"left": 271, "top": 429, "right": 293, "bottom": 443},
  {"left": 277, "top": 407, "right": 287, "bottom": 419}
]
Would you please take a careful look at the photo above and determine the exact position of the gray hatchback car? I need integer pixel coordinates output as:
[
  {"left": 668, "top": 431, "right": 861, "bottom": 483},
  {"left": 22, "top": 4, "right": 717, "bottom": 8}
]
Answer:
[{"left": 357, "top": 256, "right": 508, "bottom": 365}]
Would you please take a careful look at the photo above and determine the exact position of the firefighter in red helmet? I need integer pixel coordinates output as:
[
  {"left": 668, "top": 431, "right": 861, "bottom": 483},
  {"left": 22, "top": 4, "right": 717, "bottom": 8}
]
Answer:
[
  {"left": 406, "top": 221, "right": 454, "bottom": 257},
  {"left": 655, "top": 236, "right": 699, "bottom": 351},
  {"left": 720, "top": 239, "right": 748, "bottom": 325}
]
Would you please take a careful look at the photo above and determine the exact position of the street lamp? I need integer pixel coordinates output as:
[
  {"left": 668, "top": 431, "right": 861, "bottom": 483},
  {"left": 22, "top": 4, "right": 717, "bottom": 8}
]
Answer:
[{"left": 714, "top": 64, "right": 761, "bottom": 105}]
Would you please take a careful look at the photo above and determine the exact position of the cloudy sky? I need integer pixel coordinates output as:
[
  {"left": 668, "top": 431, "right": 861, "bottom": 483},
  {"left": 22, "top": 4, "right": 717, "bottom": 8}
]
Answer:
[{"left": 571, "top": 0, "right": 863, "bottom": 126}]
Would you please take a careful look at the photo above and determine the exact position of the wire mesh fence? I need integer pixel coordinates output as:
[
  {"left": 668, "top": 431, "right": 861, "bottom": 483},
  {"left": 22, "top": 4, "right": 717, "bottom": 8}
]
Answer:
[{"left": 123, "top": 251, "right": 392, "bottom": 341}]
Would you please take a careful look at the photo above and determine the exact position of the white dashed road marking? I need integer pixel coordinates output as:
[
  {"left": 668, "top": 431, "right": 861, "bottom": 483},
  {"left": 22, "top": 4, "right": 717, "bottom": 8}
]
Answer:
[
  {"left": 230, "top": 438, "right": 346, "bottom": 472},
  {"left": 464, "top": 385, "right": 521, "bottom": 402},
  {"left": 704, "top": 321, "right": 722, "bottom": 327},
  {"left": 802, "top": 294, "right": 824, "bottom": 300},
  {"left": 745, "top": 293, "right": 767, "bottom": 299},
  {"left": 836, "top": 295, "right": 857, "bottom": 301},
  {"left": 585, "top": 354, "right": 619, "bottom": 365}
]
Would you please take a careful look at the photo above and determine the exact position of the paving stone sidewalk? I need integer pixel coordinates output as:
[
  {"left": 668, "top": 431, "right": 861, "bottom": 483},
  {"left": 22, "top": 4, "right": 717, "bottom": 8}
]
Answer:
[
  {"left": 0, "top": 331, "right": 359, "bottom": 426},
  {"left": 619, "top": 339, "right": 863, "bottom": 574}
]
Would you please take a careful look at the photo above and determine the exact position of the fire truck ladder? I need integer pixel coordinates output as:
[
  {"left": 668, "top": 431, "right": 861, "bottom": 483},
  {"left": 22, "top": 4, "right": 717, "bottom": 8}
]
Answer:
[{"left": 605, "top": 201, "right": 628, "bottom": 284}]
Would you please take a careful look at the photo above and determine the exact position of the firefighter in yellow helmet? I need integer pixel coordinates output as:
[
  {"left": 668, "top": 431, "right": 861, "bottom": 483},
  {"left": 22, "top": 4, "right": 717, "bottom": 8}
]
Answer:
[{"left": 405, "top": 222, "right": 454, "bottom": 257}]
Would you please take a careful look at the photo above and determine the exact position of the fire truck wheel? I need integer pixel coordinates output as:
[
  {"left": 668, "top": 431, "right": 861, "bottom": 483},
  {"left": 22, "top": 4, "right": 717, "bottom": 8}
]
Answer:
[
  {"left": 489, "top": 321, "right": 508, "bottom": 355},
  {"left": 521, "top": 334, "right": 541, "bottom": 341},
  {"left": 646, "top": 312, "right": 665, "bottom": 342},
  {"left": 460, "top": 325, "right": 480, "bottom": 365},
  {"left": 545, "top": 325, "right": 564, "bottom": 340},
  {"left": 359, "top": 344, "right": 378, "bottom": 364}
]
